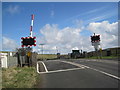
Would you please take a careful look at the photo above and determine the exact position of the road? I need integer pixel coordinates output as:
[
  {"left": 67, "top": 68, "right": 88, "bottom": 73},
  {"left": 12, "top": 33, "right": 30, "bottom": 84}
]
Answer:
[{"left": 36, "top": 59, "right": 119, "bottom": 88}]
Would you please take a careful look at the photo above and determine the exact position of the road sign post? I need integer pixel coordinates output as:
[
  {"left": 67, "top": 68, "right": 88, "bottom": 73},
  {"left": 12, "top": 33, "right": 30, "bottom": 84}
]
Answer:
[
  {"left": 99, "top": 48, "right": 102, "bottom": 59},
  {"left": 91, "top": 33, "right": 101, "bottom": 59},
  {"left": 18, "top": 14, "right": 36, "bottom": 67}
]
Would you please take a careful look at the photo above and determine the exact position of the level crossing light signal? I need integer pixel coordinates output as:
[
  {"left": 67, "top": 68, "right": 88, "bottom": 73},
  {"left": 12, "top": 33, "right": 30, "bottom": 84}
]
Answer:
[
  {"left": 21, "top": 37, "right": 36, "bottom": 47},
  {"left": 91, "top": 35, "right": 100, "bottom": 42}
]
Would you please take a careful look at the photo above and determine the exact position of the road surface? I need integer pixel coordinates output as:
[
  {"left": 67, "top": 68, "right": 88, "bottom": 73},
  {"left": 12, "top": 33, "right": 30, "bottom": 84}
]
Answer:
[{"left": 36, "top": 59, "right": 119, "bottom": 88}]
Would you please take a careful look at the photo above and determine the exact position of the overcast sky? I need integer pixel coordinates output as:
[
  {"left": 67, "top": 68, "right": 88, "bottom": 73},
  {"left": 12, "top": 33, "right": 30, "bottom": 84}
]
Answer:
[{"left": 2, "top": 2, "right": 118, "bottom": 54}]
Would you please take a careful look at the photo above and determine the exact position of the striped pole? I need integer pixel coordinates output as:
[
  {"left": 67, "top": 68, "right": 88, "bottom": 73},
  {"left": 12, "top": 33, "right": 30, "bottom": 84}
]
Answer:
[{"left": 30, "top": 14, "right": 34, "bottom": 37}]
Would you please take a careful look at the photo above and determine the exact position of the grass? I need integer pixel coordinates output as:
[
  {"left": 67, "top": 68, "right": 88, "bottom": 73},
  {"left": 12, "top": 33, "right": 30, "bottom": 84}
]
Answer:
[
  {"left": 85, "top": 55, "right": 118, "bottom": 59},
  {"left": 37, "top": 54, "right": 57, "bottom": 60},
  {"left": 2, "top": 66, "right": 38, "bottom": 88}
]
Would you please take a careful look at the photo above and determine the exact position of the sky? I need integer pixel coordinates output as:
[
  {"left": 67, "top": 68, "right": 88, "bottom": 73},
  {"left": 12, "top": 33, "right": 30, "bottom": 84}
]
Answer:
[{"left": 2, "top": 2, "right": 118, "bottom": 54}]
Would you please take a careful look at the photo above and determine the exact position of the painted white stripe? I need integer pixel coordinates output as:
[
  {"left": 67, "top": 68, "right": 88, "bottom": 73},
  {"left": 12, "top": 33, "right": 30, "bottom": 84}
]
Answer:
[
  {"left": 30, "top": 32, "right": 32, "bottom": 37},
  {"left": 41, "top": 61, "right": 48, "bottom": 72},
  {"left": 36, "top": 61, "right": 48, "bottom": 73},
  {"left": 61, "top": 60, "right": 120, "bottom": 80},
  {"left": 61, "top": 60, "right": 89, "bottom": 69},
  {"left": 75, "top": 59, "right": 118, "bottom": 64},
  {"left": 31, "top": 20, "right": 34, "bottom": 26},
  {"left": 37, "top": 60, "right": 120, "bottom": 80},
  {"left": 39, "top": 68, "right": 83, "bottom": 74},
  {"left": 36, "top": 60, "right": 85, "bottom": 74},
  {"left": 36, "top": 62, "right": 40, "bottom": 74},
  {"left": 90, "top": 68, "right": 120, "bottom": 80}
]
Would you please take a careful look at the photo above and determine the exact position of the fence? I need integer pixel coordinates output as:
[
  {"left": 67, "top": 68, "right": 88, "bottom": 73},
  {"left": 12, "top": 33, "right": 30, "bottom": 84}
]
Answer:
[
  {"left": 0, "top": 51, "right": 38, "bottom": 68},
  {"left": 0, "top": 52, "right": 18, "bottom": 68}
]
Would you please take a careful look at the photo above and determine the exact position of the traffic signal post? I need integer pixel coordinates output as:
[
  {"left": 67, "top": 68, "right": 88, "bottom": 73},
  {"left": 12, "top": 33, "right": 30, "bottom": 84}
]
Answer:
[
  {"left": 91, "top": 33, "right": 102, "bottom": 59},
  {"left": 21, "top": 37, "right": 36, "bottom": 47},
  {"left": 18, "top": 14, "right": 36, "bottom": 67}
]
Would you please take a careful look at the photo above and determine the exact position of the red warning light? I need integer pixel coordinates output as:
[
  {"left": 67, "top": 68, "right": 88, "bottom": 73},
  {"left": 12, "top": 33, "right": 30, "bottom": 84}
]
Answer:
[
  {"left": 21, "top": 45, "right": 24, "bottom": 47},
  {"left": 21, "top": 37, "right": 24, "bottom": 39},
  {"left": 33, "top": 37, "right": 36, "bottom": 39}
]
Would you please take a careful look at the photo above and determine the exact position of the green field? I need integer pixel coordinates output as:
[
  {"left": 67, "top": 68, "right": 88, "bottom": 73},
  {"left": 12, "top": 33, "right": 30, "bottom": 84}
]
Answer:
[
  {"left": 85, "top": 55, "right": 118, "bottom": 59},
  {"left": 37, "top": 54, "right": 57, "bottom": 60},
  {"left": 2, "top": 66, "right": 38, "bottom": 88}
]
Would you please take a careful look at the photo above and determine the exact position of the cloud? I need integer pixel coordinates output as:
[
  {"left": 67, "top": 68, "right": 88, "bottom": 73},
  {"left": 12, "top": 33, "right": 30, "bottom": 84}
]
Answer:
[
  {"left": 87, "top": 21, "right": 118, "bottom": 49},
  {"left": 85, "top": 12, "right": 117, "bottom": 24},
  {"left": 65, "top": 6, "right": 117, "bottom": 26},
  {"left": 6, "top": 5, "right": 20, "bottom": 14},
  {"left": 65, "top": 6, "right": 109, "bottom": 23},
  {"left": 34, "top": 20, "right": 118, "bottom": 54},
  {"left": 2, "top": 37, "right": 19, "bottom": 51},
  {"left": 34, "top": 24, "right": 93, "bottom": 54}
]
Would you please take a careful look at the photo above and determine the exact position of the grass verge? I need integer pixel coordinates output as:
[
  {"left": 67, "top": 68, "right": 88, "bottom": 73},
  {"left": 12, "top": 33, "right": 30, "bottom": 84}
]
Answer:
[
  {"left": 2, "top": 66, "right": 38, "bottom": 88},
  {"left": 84, "top": 55, "right": 118, "bottom": 59},
  {"left": 37, "top": 54, "right": 57, "bottom": 60}
]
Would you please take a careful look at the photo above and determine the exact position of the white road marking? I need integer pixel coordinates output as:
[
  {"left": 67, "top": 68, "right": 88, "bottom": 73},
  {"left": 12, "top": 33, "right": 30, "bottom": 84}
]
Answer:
[
  {"left": 61, "top": 60, "right": 89, "bottom": 69},
  {"left": 63, "top": 60, "right": 120, "bottom": 80},
  {"left": 41, "top": 61, "right": 48, "bottom": 72},
  {"left": 36, "top": 62, "right": 40, "bottom": 74},
  {"left": 37, "top": 60, "right": 120, "bottom": 80},
  {"left": 37, "top": 61, "right": 48, "bottom": 73},
  {"left": 89, "top": 67, "right": 120, "bottom": 80},
  {"left": 38, "top": 68, "right": 83, "bottom": 74},
  {"left": 76, "top": 59, "right": 118, "bottom": 64},
  {"left": 36, "top": 60, "right": 85, "bottom": 74}
]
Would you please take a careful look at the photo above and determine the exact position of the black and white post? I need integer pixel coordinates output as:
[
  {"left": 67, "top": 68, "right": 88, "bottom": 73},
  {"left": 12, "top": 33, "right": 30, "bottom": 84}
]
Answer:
[{"left": 90, "top": 33, "right": 101, "bottom": 58}]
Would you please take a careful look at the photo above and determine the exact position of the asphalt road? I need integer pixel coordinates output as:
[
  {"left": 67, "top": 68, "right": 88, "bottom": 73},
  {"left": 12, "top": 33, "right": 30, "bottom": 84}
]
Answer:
[{"left": 36, "top": 59, "right": 119, "bottom": 88}]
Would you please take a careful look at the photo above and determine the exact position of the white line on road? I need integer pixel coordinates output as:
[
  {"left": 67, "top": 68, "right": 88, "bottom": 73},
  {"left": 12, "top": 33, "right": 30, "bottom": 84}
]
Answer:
[
  {"left": 62, "top": 60, "right": 120, "bottom": 80},
  {"left": 89, "top": 67, "right": 120, "bottom": 80},
  {"left": 41, "top": 61, "right": 48, "bottom": 72},
  {"left": 36, "top": 61, "right": 48, "bottom": 73},
  {"left": 38, "top": 68, "right": 83, "bottom": 74},
  {"left": 36, "top": 62, "right": 40, "bottom": 74},
  {"left": 76, "top": 59, "right": 118, "bottom": 64},
  {"left": 61, "top": 60, "right": 89, "bottom": 69},
  {"left": 37, "top": 60, "right": 120, "bottom": 80},
  {"left": 36, "top": 60, "right": 85, "bottom": 74}
]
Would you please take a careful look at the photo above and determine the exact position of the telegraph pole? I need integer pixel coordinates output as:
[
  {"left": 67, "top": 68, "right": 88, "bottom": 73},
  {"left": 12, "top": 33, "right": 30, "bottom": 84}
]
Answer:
[
  {"left": 56, "top": 46, "right": 58, "bottom": 54},
  {"left": 39, "top": 44, "right": 45, "bottom": 54},
  {"left": 39, "top": 44, "right": 45, "bottom": 60}
]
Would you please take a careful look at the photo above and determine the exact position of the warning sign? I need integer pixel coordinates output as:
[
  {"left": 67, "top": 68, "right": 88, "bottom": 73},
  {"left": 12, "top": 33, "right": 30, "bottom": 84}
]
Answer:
[{"left": 27, "top": 52, "right": 32, "bottom": 57}]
